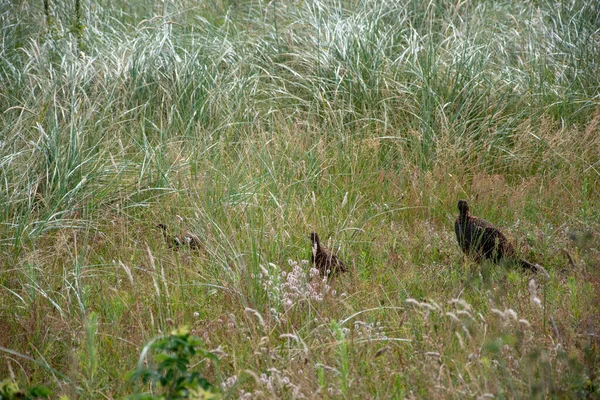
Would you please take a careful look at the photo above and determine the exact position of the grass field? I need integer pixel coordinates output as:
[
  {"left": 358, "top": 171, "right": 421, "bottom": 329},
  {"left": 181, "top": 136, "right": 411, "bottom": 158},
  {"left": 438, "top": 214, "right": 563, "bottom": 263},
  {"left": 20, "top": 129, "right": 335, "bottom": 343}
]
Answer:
[{"left": 1, "top": 0, "right": 599, "bottom": 398}]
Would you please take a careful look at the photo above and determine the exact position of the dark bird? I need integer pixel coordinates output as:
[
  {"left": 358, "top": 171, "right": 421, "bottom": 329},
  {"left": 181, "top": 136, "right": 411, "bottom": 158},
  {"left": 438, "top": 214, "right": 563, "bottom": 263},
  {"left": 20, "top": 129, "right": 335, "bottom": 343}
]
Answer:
[
  {"left": 309, "top": 232, "right": 348, "bottom": 277},
  {"left": 157, "top": 223, "right": 202, "bottom": 250},
  {"left": 454, "top": 200, "right": 548, "bottom": 277}
]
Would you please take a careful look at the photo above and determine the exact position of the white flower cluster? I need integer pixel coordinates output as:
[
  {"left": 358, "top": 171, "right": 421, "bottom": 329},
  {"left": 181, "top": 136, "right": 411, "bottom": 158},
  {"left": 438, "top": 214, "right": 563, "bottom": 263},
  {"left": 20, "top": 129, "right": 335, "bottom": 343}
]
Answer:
[
  {"left": 236, "top": 368, "right": 306, "bottom": 399},
  {"left": 258, "top": 259, "right": 335, "bottom": 313},
  {"left": 353, "top": 320, "right": 387, "bottom": 341},
  {"left": 280, "top": 259, "right": 331, "bottom": 308}
]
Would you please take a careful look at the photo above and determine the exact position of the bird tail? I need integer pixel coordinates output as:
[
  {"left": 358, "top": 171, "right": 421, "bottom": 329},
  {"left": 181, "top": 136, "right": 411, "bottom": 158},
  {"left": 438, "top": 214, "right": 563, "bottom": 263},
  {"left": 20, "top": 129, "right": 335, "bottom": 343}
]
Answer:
[{"left": 519, "top": 259, "right": 550, "bottom": 280}]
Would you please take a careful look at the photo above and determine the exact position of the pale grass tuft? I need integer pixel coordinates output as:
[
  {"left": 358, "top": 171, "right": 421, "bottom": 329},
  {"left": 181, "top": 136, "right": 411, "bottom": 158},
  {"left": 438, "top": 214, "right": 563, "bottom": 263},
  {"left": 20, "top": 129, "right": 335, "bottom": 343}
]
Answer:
[
  {"left": 518, "top": 319, "right": 531, "bottom": 328},
  {"left": 244, "top": 307, "right": 266, "bottom": 329},
  {"left": 456, "top": 310, "right": 474, "bottom": 321},
  {"left": 146, "top": 244, "right": 161, "bottom": 299},
  {"left": 449, "top": 298, "right": 473, "bottom": 312},
  {"left": 446, "top": 312, "right": 461, "bottom": 323},
  {"left": 455, "top": 331, "right": 465, "bottom": 349},
  {"left": 116, "top": 260, "right": 134, "bottom": 286},
  {"left": 462, "top": 326, "right": 472, "bottom": 340},
  {"left": 506, "top": 309, "right": 518, "bottom": 321},
  {"left": 529, "top": 279, "right": 543, "bottom": 308}
]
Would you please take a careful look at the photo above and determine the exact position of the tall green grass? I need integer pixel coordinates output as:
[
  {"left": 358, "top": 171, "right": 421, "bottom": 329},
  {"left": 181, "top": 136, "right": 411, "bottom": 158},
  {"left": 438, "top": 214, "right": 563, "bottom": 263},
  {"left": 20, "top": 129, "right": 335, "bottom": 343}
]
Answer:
[{"left": 1, "top": 0, "right": 599, "bottom": 398}]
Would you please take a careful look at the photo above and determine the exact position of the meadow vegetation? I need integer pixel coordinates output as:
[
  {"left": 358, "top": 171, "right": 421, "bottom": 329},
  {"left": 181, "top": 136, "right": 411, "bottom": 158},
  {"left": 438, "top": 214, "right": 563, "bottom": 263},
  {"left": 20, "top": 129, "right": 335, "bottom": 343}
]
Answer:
[{"left": 1, "top": 0, "right": 599, "bottom": 398}]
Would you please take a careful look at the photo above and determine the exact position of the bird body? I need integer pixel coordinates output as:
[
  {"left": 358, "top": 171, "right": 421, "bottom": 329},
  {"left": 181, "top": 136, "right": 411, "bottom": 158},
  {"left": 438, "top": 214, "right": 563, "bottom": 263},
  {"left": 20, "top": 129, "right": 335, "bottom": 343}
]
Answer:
[
  {"left": 455, "top": 200, "right": 514, "bottom": 263},
  {"left": 157, "top": 223, "right": 202, "bottom": 250},
  {"left": 454, "top": 200, "right": 547, "bottom": 276},
  {"left": 309, "top": 232, "right": 347, "bottom": 277}
]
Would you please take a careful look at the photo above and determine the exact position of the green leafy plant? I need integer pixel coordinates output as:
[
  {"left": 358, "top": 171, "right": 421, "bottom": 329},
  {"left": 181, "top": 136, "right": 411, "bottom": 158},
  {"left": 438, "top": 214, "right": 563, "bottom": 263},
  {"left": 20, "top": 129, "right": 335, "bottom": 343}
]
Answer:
[
  {"left": 0, "top": 379, "right": 52, "bottom": 400},
  {"left": 127, "top": 327, "right": 220, "bottom": 400}
]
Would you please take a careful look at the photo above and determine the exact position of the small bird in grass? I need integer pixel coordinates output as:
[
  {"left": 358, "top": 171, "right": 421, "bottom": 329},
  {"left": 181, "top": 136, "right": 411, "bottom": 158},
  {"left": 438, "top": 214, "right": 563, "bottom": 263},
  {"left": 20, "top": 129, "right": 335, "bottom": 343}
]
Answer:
[
  {"left": 157, "top": 223, "right": 202, "bottom": 250},
  {"left": 454, "top": 200, "right": 548, "bottom": 277},
  {"left": 309, "top": 232, "right": 348, "bottom": 278}
]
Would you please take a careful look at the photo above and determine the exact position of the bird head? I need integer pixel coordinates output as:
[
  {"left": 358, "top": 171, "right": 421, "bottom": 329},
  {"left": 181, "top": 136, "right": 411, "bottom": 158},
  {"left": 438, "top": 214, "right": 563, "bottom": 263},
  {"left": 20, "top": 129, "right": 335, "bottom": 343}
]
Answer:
[
  {"left": 156, "top": 223, "right": 168, "bottom": 231},
  {"left": 457, "top": 200, "right": 470, "bottom": 215}
]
